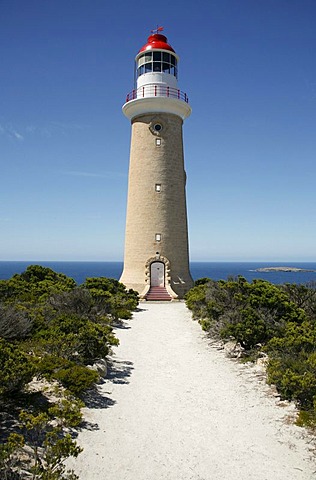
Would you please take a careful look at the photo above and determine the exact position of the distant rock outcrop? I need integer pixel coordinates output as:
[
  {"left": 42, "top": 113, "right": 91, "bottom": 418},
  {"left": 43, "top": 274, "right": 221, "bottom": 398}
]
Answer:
[{"left": 255, "top": 266, "right": 315, "bottom": 273}]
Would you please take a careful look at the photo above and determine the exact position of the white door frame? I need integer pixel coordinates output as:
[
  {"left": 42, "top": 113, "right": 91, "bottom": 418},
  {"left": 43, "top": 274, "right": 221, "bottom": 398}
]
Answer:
[{"left": 150, "top": 261, "right": 165, "bottom": 287}]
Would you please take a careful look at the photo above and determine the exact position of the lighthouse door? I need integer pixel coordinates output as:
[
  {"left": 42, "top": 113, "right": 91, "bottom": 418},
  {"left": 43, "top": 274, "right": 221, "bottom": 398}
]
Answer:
[{"left": 150, "top": 262, "right": 165, "bottom": 287}]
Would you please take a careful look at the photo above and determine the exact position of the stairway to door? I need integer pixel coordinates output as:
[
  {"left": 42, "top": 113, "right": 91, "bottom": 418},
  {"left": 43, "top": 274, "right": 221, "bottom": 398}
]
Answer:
[{"left": 145, "top": 286, "right": 172, "bottom": 301}]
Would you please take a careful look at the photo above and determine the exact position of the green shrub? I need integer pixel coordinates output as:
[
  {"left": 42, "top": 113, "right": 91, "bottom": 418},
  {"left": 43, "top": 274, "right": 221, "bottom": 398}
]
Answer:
[
  {"left": 53, "top": 365, "right": 99, "bottom": 395},
  {"left": 32, "top": 331, "right": 79, "bottom": 362},
  {"left": 267, "top": 320, "right": 316, "bottom": 411},
  {"left": 185, "top": 284, "right": 207, "bottom": 319},
  {"left": 83, "top": 277, "right": 139, "bottom": 320},
  {"left": 0, "top": 265, "right": 76, "bottom": 303},
  {"left": 0, "top": 338, "right": 34, "bottom": 395},
  {"left": 194, "top": 278, "right": 210, "bottom": 286},
  {"left": 296, "top": 403, "right": 316, "bottom": 428},
  {"left": 0, "top": 433, "right": 25, "bottom": 478},
  {"left": 187, "top": 277, "right": 304, "bottom": 348},
  {"left": 77, "top": 322, "right": 118, "bottom": 363},
  {"left": 199, "top": 318, "right": 212, "bottom": 331},
  {"left": 0, "top": 266, "right": 139, "bottom": 476},
  {"left": 48, "top": 313, "right": 87, "bottom": 335},
  {"left": 19, "top": 405, "right": 82, "bottom": 479},
  {"left": 33, "top": 313, "right": 118, "bottom": 365},
  {"left": 0, "top": 303, "right": 32, "bottom": 340},
  {"left": 48, "top": 395, "right": 84, "bottom": 428},
  {"left": 267, "top": 360, "right": 316, "bottom": 408},
  {"left": 220, "top": 307, "right": 270, "bottom": 349},
  {"left": 186, "top": 278, "right": 316, "bottom": 426},
  {"left": 281, "top": 282, "right": 316, "bottom": 319},
  {"left": 35, "top": 354, "right": 74, "bottom": 377}
]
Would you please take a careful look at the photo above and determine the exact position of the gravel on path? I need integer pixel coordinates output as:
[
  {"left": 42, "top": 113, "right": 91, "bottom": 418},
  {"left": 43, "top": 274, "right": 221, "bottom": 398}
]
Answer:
[{"left": 68, "top": 302, "right": 315, "bottom": 480}]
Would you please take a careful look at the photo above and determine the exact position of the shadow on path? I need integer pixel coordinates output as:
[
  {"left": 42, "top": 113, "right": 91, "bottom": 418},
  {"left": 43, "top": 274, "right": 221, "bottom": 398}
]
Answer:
[
  {"left": 111, "top": 320, "right": 131, "bottom": 330},
  {"left": 135, "top": 306, "right": 148, "bottom": 311},
  {"left": 83, "top": 384, "right": 117, "bottom": 410},
  {"left": 80, "top": 358, "right": 134, "bottom": 433},
  {"left": 107, "top": 359, "right": 134, "bottom": 385},
  {"left": 83, "top": 358, "right": 134, "bottom": 409}
]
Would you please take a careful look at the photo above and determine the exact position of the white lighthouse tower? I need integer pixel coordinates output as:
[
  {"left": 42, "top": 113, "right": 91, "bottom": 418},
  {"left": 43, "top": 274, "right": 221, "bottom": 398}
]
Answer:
[{"left": 120, "top": 29, "right": 193, "bottom": 300}]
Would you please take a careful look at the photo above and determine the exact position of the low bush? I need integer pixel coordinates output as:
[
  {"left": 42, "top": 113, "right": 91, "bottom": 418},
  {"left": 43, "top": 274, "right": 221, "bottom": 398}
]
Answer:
[
  {"left": 0, "top": 265, "right": 139, "bottom": 477},
  {"left": 83, "top": 277, "right": 139, "bottom": 321},
  {"left": 186, "top": 277, "right": 316, "bottom": 426},
  {"left": 267, "top": 320, "right": 316, "bottom": 412},
  {"left": 0, "top": 339, "right": 35, "bottom": 395},
  {"left": 0, "top": 304, "right": 32, "bottom": 340},
  {"left": 53, "top": 365, "right": 99, "bottom": 396},
  {"left": 0, "top": 265, "right": 76, "bottom": 303}
]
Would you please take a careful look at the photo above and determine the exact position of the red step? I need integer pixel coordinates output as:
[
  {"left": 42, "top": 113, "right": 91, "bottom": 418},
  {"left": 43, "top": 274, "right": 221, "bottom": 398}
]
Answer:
[{"left": 145, "top": 286, "right": 172, "bottom": 301}]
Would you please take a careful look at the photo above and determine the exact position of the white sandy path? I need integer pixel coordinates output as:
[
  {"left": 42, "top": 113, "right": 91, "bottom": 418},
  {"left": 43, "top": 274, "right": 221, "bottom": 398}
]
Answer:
[{"left": 68, "top": 303, "right": 315, "bottom": 479}]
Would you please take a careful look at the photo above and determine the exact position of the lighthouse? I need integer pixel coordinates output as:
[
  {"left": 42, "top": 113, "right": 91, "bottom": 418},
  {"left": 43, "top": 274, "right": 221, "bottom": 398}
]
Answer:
[{"left": 120, "top": 29, "right": 193, "bottom": 300}]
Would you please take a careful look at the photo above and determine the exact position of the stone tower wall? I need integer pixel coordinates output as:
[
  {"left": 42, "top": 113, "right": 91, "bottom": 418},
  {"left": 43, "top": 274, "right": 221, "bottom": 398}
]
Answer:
[{"left": 120, "top": 112, "right": 193, "bottom": 298}]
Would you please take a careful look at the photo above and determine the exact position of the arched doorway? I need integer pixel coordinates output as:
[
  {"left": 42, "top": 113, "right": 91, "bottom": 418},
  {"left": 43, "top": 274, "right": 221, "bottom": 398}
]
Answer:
[{"left": 150, "top": 262, "right": 165, "bottom": 287}]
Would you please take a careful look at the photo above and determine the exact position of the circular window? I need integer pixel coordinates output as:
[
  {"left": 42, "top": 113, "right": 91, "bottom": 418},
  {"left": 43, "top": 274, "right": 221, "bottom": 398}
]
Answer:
[
  {"left": 149, "top": 119, "right": 166, "bottom": 136},
  {"left": 154, "top": 123, "right": 162, "bottom": 132}
]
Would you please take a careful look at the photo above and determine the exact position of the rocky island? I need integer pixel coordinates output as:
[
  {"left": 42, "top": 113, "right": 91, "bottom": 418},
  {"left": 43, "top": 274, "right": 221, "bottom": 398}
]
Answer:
[{"left": 255, "top": 266, "right": 315, "bottom": 273}]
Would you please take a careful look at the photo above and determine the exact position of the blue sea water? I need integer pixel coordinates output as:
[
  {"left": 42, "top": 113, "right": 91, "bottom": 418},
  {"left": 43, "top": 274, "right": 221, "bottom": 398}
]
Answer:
[{"left": 0, "top": 261, "right": 315, "bottom": 286}]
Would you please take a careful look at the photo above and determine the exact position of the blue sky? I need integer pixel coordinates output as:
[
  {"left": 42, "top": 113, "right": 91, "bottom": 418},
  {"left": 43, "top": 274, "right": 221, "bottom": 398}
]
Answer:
[{"left": 1, "top": 0, "right": 315, "bottom": 261}]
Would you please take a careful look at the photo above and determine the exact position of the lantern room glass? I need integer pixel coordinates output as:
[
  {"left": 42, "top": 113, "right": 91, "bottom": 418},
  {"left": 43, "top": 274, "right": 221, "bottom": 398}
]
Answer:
[{"left": 137, "top": 52, "right": 178, "bottom": 79}]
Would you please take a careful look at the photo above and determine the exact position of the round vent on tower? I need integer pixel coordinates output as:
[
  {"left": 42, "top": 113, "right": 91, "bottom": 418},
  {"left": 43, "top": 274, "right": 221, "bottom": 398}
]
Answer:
[{"left": 149, "top": 118, "right": 167, "bottom": 136}]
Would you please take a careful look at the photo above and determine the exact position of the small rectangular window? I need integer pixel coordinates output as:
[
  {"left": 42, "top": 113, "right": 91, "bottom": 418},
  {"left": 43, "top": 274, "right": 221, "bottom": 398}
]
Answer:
[
  {"left": 145, "top": 63, "right": 152, "bottom": 73},
  {"left": 153, "top": 62, "right": 161, "bottom": 72},
  {"left": 162, "top": 52, "right": 170, "bottom": 63},
  {"left": 162, "top": 63, "right": 170, "bottom": 74},
  {"left": 155, "top": 184, "right": 161, "bottom": 192},
  {"left": 156, "top": 138, "right": 161, "bottom": 146},
  {"left": 155, "top": 233, "right": 161, "bottom": 242},
  {"left": 138, "top": 56, "right": 146, "bottom": 67},
  {"left": 137, "top": 65, "right": 144, "bottom": 77},
  {"left": 153, "top": 52, "right": 161, "bottom": 61}
]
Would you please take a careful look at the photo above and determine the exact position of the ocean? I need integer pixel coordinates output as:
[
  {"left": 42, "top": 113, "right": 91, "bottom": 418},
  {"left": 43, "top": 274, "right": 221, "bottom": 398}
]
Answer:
[{"left": 0, "top": 261, "right": 315, "bottom": 286}]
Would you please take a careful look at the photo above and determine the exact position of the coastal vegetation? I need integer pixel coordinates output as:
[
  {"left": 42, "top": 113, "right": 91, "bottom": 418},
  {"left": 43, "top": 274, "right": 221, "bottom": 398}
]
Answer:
[
  {"left": 0, "top": 265, "right": 138, "bottom": 479},
  {"left": 185, "top": 277, "right": 316, "bottom": 427}
]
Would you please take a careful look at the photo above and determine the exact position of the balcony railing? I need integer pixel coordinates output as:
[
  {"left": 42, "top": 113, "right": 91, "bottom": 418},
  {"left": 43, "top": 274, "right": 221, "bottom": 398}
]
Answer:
[{"left": 125, "top": 85, "right": 189, "bottom": 103}]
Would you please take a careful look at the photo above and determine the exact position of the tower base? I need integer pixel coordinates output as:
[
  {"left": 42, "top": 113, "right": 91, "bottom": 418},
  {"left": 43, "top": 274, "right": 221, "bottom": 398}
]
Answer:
[{"left": 120, "top": 254, "right": 193, "bottom": 300}]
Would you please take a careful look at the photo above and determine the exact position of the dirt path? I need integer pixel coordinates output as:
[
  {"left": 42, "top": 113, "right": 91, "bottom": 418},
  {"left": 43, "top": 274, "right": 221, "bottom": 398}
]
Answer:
[{"left": 68, "top": 303, "right": 315, "bottom": 479}]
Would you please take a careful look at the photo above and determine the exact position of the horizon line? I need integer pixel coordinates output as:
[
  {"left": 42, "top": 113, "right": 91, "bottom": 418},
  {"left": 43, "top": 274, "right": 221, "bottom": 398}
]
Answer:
[{"left": 1, "top": 260, "right": 316, "bottom": 264}]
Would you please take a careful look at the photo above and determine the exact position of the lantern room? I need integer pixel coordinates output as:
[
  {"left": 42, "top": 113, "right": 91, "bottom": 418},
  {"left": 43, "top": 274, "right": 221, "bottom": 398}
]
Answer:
[
  {"left": 123, "top": 29, "right": 190, "bottom": 120},
  {"left": 134, "top": 33, "right": 179, "bottom": 92},
  {"left": 136, "top": 50, "right": 178, "bottom": 79}
]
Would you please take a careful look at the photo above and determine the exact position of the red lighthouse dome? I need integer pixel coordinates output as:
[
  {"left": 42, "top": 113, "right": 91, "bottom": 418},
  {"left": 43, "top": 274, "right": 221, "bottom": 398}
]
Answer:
[
  {"left": 139, "top": 33, "right": 175, "bottom": 53},
  {"left": 123, "top": 28, "right": 190, "bottom": 120}
]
